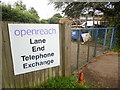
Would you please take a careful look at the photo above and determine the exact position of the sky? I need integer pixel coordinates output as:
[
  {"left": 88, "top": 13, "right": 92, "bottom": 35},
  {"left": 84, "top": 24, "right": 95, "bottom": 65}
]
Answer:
[{"left": 2, "top": 0, "right": 62, "bottom": 19}]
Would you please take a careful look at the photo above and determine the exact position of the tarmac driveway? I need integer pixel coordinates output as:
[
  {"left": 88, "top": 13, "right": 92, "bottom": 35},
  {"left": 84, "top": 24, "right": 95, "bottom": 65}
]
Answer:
[{"left": 81, "top": 52, "right": 119, "bottom": 88}]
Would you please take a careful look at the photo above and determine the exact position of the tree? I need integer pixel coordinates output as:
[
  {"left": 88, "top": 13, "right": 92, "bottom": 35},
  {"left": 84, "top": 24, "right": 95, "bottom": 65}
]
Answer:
[
  {"left": 14, "top": 0, "right": 26, "bottom": 11},
  {"left": 49, "top": 17, "right": 59, "bottom": 24},
  {"left": 51, "top": 2, "right": 115, "bottom": 18},
  {"left": 2, "top": 2, "right": 40, "bottom": 23},
  {"left": 40, "top": 13, "right": 62, "bottom": 24},
  {"left": 52, "top": 13, "right": 62, "bottom": 18},
  {"left": 48, "top": 13, "right": 63, "bottom": 24},
  {"left": 40, "top": 19, "right": 49, "bottom": 24},
  {"left": 28, "top": 7, "right": 39, "bottom": 18}
]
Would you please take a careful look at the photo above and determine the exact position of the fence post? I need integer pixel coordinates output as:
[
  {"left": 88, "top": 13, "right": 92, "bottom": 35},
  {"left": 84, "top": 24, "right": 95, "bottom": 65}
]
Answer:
[
  {"left": 110, "top": 29, "right": 115, "bottom": 50},
  {"left": 77, "top": 30, "right": 81, "bottom": 70},
  {"left": 93, "top": 29, "right": 98, "bottom": 57},
  {"left": 0, "top": 22, "right": 2, "bottom": 90},
  {"left": 59, "top": 24, "right": 62, "bottom": 77},
  {"left": 87, "top": 30, "right": 90, "bottom": 62},
  {"left": 60, "top": 23, "right": 71, "bottom": 76},
  {"left": 103, "top": 29, "right": 108, "bottom": 52}
]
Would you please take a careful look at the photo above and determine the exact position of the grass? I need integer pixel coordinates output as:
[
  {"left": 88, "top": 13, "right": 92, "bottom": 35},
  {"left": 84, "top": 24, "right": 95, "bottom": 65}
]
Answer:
[
  {"left": 113, "top": 48, "right": 120, "bottom": 52},
  {"left": 84, "top": 79, "right": 100, "bottom": 88},
  {"left": 37, "top": 76, "right": 88, "bottom": 88}
]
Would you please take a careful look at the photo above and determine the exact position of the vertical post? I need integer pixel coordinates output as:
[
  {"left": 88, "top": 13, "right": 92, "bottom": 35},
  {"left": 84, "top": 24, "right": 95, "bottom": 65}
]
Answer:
[
  {"left": 0, "top": 22, "right": 2, "bottom": 90},
  {"left": 93, "top": 15, "right": 94, "bottom": 26},
  {"left": 77, "top": 30, "right": 81, "bottom": 70},
  {"left": 61, "top": 23, "right": 71, "bottom": 76},
  {"left": 58, "top": 23, "right": 62, "bottom": 77},
  {"left": 93, "top": 29, "right": 98, "bottom": 57},
  {"left": 87, "top": 30, "right": 90, "bottom": 62},
  {"left": 85, "top": 15, "right": 87, "bottom": 27},
  {"left": 103, "top": 29, "right": 108, "bottom": 52},
  {"left": 110, "top": 29, "right": 115, "bottom": 50},
  {"left": 92, "top": 10, "right": 95, "bottom": 40},
  {"left": 85, "top": 14, "right": 90, "bottom": 61}
]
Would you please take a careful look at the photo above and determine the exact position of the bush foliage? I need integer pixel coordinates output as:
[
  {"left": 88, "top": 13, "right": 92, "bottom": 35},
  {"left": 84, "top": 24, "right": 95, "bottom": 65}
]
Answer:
[{"left": 1, "top": 2, "right": 40, "bottom": 23}]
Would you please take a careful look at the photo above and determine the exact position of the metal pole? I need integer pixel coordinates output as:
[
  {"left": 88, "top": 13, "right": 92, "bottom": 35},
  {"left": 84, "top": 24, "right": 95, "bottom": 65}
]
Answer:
[
  {"left": 77, "top": 30, "right": 81, "bottom": 70},
  {"left": 103, "top": 29, "right": 108, "bottom": 52},
  {"left": 110, "top": 29, "right": 115, "bottom": 50},
  {"left": 86, "top": 14, "right": 89, "bottom": 62},
  {"left": 87, "top": 30, "right": 90, "bottom": 62},
  {"left": 93, "top": 29, "right": 98, "bottom": 57}
]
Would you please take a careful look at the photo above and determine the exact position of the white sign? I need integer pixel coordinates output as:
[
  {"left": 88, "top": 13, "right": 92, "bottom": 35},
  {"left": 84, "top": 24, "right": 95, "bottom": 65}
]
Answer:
[
  {"left": 8, "top": 24, "right": 60, "bottom": 75},
  {"left": 81, "top": 33, "right": 91, "bottom": 42}
]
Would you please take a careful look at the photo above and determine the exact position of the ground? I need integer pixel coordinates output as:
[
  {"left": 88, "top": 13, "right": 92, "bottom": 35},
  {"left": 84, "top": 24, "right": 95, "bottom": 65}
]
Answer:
[{"left": 79, "top": 52, "right": 119, "bottom": 88}]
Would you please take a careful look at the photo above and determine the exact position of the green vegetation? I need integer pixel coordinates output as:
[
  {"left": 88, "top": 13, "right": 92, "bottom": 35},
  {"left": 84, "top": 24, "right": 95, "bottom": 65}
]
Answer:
[
  {"left": 113, "top": 48, "right": 120, "bottom": 53},
  {"left": 84, "top": 79, "right": 100, "bottom": 88},
  {"left": 40, "top": 19, "right": 49, "bottom": 24},
  {"left": 48, "top": 13, "right": 62, "bottom": 24},
  {"left": 40, "top": 13, "right": 63, "bottom": 24},
  {"left": 97, "top": 39, "right": 104, "bottom": 45},
  {"left": 37, "top": 76, "right": 88, "bottom": 88},
  {"left": 1, "top": 0, "right": 40, "bottom": 23}
]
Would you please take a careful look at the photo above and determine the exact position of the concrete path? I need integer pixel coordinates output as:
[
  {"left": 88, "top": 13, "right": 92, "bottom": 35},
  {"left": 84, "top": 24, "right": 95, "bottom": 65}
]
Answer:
[{"left": 81, "top": 52, "right": 119, "bottom": 88}]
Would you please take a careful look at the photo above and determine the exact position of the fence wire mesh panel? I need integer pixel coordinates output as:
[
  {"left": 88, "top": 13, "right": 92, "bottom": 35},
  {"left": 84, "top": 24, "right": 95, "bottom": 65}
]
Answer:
[
  {"left": 71, "top": 41, "right": 77, "bottom": 72},
  {"left": 79, "top": 43, "right": 88, "bottom": 66},
  {"left": 96, "top": 28, "right": 115, "bottom": 55},
  {"left": 88, "top": 30, "right": 95, "bottom": 60},
  {"left": 96, "top": 29, "right": 105, "bottom": 56}
]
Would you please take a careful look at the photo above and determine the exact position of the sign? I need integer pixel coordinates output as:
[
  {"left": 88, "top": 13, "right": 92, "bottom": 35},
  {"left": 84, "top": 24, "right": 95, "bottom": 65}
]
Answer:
[
  {"left": 81, "top": 33, "right": 91, "bottom": 42},
  {"left": 8, "top": 24, "right": 60, "bottom": 75}
]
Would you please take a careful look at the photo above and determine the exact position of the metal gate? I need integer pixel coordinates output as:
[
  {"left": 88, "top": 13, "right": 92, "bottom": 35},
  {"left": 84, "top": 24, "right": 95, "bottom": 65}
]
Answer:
[{"left": 71, "top": 26, "right": 116, "bottom": 72}]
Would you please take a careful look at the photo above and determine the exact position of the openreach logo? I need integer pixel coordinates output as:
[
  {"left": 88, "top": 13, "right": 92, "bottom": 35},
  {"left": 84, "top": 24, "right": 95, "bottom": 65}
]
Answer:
[{"left": 14, "top": 28, "right": 56, "bottom": 37}]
